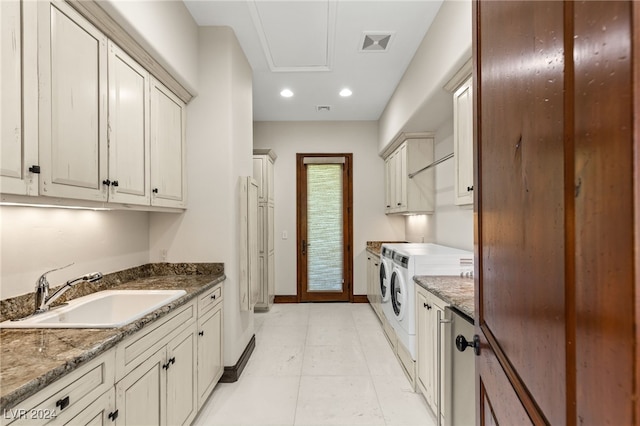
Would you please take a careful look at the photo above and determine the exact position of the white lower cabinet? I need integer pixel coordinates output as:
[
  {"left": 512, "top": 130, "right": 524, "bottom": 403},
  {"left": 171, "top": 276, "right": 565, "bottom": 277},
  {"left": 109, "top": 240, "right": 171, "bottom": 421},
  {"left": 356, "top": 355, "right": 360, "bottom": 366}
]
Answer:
[
  {"left": 196, "top": 286, "right": 224, "bottom": 409},
  {"left": 3, "top": 285, "right": 224, "bottom": 426},
  {"left": 366, "top": 253, "right": 382, "bottom": 320},
  {"left": 416, "top": 286, "right": 447, "bottom": 424}
]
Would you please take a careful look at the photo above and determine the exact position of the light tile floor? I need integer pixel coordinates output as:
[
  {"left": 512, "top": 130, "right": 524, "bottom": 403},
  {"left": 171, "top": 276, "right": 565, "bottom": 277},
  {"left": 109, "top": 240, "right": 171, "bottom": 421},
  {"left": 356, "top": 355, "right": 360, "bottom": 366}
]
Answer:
[{"left": 193, "top": 303, "right": 436, "bottom": 426}]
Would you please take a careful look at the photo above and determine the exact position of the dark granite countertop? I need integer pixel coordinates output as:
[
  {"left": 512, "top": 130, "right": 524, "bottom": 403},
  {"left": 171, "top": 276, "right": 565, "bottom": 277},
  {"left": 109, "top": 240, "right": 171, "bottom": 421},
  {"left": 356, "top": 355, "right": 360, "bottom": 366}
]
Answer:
[
  {"left": 414, "top": 276, "right": 475, "bottom": 320},
  {"left": 0, "top": 263, "right": 224, "bottom": 410}
]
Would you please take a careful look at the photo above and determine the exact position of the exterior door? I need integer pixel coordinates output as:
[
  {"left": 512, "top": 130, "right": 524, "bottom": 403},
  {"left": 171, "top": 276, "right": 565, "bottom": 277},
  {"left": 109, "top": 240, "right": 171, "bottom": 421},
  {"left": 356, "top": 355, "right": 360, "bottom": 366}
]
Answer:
[
  {"left": 296, "top": 154, "right": 353, "bottom": 302},
  {"left": 474, "top": 1, "right": 638, "bottom": 424}
]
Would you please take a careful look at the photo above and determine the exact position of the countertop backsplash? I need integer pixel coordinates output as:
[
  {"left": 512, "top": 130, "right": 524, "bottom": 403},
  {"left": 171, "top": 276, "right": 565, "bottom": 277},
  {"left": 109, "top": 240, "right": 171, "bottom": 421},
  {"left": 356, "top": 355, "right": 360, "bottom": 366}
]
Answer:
[{"left": 0, "top": 263, "right": 223, "bottom": 323}]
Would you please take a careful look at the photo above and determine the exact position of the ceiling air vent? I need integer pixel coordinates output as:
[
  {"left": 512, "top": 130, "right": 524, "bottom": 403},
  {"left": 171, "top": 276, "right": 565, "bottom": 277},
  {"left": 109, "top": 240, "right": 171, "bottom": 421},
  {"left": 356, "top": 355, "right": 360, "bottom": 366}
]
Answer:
[
  {"left": 360, "top": 32, "right": 394, "bottom": 52},
  {"left": 317, "top": 105, "right": 331, "bottom": 112}
]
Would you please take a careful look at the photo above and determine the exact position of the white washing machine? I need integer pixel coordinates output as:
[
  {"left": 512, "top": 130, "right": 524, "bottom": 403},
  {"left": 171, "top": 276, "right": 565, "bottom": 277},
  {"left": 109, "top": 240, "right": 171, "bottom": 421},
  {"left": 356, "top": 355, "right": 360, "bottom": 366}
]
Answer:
[
  {"left": 379, "top": 245, "right": 395, "bottom": 322},
  {"left": 387, "top": 244, "right": 474, "bottom": 360},
  {"left": 380, "top": 243, "right": 427, "bottom": 324}
]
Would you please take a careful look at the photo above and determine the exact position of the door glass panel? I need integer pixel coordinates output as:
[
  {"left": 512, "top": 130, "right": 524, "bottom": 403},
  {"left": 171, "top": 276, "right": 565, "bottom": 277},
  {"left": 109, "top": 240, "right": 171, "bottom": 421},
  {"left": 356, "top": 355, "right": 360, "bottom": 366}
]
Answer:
[{"left": 306, "top": 163, "right": 343, "bottom": 292}]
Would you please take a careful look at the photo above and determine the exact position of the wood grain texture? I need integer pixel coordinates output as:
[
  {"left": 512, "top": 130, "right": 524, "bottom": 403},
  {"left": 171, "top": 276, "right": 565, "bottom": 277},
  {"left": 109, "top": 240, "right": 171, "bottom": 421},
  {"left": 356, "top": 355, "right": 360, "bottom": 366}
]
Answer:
[
  {"left": 476, "top": 1, "right": 566, "bottom": 424},
  {"left": 635, "top": 3, "right": 640, "bottom": 425},
  {"left": 573, "top": 2, "right": 636, "bottom": 424}
]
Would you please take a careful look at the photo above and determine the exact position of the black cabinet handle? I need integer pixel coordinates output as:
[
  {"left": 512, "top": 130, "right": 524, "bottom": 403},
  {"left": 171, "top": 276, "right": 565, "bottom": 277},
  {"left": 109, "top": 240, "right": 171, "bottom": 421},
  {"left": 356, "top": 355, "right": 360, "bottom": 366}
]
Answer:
[
  {"left": 467, "top": 186, "right": 474, "bottom": 192},
  {"left": 386, "top": 205, "right": 391, "bottom": 208},
  {"left": 169, "top": 357, "right": 176, "bottom": 365},
  {"left": 455, "top": 334, "right": 481, "bottom": 356},
  {"left": 112, "top": 180, "right": 119, "bottom": 187},
  {"left": 29, "top": 165, "right": 41, "bottom": 174},
  {"left": 56, "top": 396, "right": 70, "bottom": 411},
  {"left": 199, "top": 331, "right": 204, "bottom": 336},
  {"left": 152, "top": 188, "right": 159, "bottom": 193},
  {"left": 423, "top": 303, "right": 432, "bottom": 310},
  {"left": 211, "top": 294, "right": 217, "bottom": 300},
  {"left": 108, "top": 410, "right": 119, "bottom": 421},
  {"left": 397, "top": 202, "right": 401, "bottom": 206},
  {"left": 102, "top": 179, "right": 111, "bottom": 186}
]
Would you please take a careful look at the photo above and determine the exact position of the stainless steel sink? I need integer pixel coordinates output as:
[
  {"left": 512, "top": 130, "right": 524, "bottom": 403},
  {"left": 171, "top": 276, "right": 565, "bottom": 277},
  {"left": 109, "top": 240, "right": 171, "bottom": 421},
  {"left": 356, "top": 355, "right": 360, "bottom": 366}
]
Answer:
[{"left": 0, "top": 289, "right": 187, "bottom": 329}]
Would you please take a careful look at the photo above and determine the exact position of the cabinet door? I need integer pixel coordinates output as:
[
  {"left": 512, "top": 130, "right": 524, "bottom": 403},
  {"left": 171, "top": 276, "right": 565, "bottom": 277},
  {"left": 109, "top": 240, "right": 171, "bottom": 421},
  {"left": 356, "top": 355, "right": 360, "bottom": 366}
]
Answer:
[
  {"left": 1, "top": 0, "right": 33, "bottom": 196},
  {"left": 453, "top": 77, "right": 474, "bottom": 206},
  {"left": 197, "top": 305, "right": 223, "bottom": 409},
  {"left": 107, "top": 41, "right": 150, "bottom": 206},
  {"left": 116, "top": 348, "right": 165, "bottom": 426},
  {"left": 38, "top": 1, "right": 108, "bottom": 201},
  {"left": 166, "top": 329, "right": 197, "bottom": 426},
  {"left": 150, "top": 78, "right": 186, "bottom": 208},
  {"left": 252, "top": 157, "right": 266, "bottom": 202},
  {"left": 266, "top": 158, "right": 274, "bottom": 203},
  {"left": 384, "top": 157, "right": 392, "bottom": 213},
  {"left": 416, "top": 290, "right": 436, "bottom": 412},
  {"left": 396, "top": 143, "right": 407, "bottom": 210}
]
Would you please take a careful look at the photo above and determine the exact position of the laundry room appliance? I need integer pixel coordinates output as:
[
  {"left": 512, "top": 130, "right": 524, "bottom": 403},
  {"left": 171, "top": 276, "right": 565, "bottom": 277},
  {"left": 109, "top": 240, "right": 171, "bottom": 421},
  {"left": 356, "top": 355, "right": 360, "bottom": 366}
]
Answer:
[
  {"left": 387, "top": 244, "right": 474, "bottom": 361},
  {"left": 379, "top": 245, "right": 395, "bottom": 323},
  {"left": 380, "top": 243, "right": 431, "bottom": 325}
]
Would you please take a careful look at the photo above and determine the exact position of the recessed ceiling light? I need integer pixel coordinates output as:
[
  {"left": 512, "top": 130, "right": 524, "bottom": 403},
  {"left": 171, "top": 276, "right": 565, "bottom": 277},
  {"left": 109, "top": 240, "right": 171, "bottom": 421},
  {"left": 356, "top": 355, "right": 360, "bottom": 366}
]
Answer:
[
  {"left": 339, "top": 88, "right": 352, "bottom": 97},
  {"left": 280, "top": 89, "right": 294, "bottom": 98}
]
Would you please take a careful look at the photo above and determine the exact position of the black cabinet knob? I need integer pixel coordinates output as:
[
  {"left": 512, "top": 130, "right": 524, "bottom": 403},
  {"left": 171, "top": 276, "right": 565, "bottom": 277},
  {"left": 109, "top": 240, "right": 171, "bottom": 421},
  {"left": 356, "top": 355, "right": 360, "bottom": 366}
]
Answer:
[
  {"left": 102, "top": 179, "right": 111, "bottom": 186},
  {"left": 108, "top": 410, "right": 119, "bottom": 421},
  {"left": 112, "top": 180, "right": 119, "bottom": 187},
  {"left": 152, "top": 188, "right": 159, "bottom": 194},
  {"left": 455, "top": 334, "right": 481, "bottom": 356},
  {"left": 199, "top": 331, "right": 204, "bottom": 336},
  {"left": 423, "top": 303, "right": 432, "bottom": 310},
  {"left": 467, "top": 186, "right": 474, "bottom": 192}
]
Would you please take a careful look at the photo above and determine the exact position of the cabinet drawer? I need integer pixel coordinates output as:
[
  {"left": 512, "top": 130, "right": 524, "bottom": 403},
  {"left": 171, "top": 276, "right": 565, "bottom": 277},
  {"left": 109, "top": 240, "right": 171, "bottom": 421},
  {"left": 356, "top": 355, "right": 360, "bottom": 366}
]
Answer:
[
  {"left": 198, "top": 286, "right": 222, "bottom": 315},
  {"left": 3, "top": 351, "right": 115, "bottom": 426},
  {"left": 115, "top": 301, "right": 195, "bottom": 380}
]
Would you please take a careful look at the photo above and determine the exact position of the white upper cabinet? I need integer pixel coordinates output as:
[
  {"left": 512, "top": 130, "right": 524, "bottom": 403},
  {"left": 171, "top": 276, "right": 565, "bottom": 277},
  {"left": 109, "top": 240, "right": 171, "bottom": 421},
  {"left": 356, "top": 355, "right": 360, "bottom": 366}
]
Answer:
[
  {"left": 1, "top": 0, "right": 189, "bottom": 210},
  {"left": 384, "top": 136, "right": 435, "bottom": 215},
  {"left": 107, "top": 41, "right": 150, "bottom": 206},
  {"left": 1, "top": 0, "right": 38, "bottom": 196},
  {"left": 38, "top": 0, "right": 108, "bottom": 202},
  {"left": 150, "top": 78, "right": 186, "bottom": 208},
  {"left": 453, "top": 76, "right": 474, "bottom": 206}
]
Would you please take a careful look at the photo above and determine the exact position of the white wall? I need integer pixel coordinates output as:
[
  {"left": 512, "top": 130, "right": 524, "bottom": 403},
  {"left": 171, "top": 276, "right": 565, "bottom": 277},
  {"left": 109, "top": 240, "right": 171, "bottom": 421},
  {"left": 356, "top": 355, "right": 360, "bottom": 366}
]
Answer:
[
  {"left": 100, "top": 0, "right": 199, "bottom": 95},
  {"left": 149, "top": 27, "right": 254, "bottom": 366},
  {"left": 404, "top": 117, "right": 473, "bottom": 252},
  {"left": 253, "top": 121, "right": 404, "bottom": 296},
  {"left": 378, "top": 0, "right": 472, "bottom": 152},
  {"left": 0, "top": 207, "right": 149, "bottom": 299}
]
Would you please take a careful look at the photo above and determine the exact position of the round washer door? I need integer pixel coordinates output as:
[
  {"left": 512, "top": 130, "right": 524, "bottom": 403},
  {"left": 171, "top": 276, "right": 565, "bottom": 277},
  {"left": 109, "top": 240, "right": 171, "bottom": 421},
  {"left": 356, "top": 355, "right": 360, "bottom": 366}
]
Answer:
[
  {"left": 390, "top": 267, "right": 406, "bottom": 321},
  {"left": 380, "top": 261, "right": 390, "bottom": 302}
]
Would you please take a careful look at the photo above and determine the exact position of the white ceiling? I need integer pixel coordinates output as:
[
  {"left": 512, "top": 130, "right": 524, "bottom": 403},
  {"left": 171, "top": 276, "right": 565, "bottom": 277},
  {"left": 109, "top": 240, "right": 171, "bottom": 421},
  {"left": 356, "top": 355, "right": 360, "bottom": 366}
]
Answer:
[{"left": 184, "top": 0, "right": 444, "bottom": 121}]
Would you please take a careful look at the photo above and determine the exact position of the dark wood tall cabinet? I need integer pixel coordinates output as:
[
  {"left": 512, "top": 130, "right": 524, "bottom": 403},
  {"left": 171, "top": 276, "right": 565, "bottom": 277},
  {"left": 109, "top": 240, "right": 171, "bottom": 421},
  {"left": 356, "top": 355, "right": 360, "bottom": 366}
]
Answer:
[{"left": 473, "top": 1, "right": 638, "bottom": 424}]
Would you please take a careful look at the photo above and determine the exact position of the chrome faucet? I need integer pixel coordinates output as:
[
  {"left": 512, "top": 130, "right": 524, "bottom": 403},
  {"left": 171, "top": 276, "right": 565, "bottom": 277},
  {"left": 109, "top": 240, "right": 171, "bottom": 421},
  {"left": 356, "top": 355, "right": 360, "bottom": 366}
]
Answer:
[{"left": 34, "top": 264, "right": 103, "bottom": 313}]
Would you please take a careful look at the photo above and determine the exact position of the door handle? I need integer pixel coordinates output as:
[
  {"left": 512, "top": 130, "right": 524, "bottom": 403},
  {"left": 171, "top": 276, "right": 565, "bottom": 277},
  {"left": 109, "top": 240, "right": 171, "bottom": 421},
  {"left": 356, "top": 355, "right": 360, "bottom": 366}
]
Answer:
[{"left": 456, "top": 334, "right": 481, "bottom": 356}]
